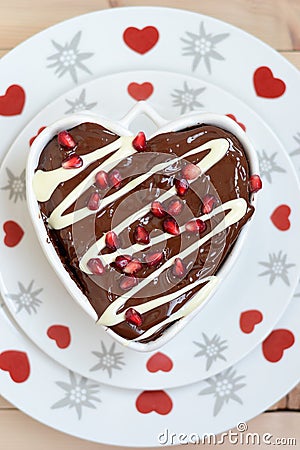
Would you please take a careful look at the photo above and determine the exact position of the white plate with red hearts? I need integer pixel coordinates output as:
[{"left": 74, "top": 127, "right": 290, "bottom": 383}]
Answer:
[
  {"left": 1, "top": 70, "right": 300, "bottom": 390},
  {"left": 0, "top": 6, "right": 300, "bottom": 445}
]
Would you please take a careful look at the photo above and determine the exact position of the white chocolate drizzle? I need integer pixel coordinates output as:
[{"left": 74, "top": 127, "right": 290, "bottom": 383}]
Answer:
[
  {"left": 79, "top": 137, "right": 229, "bottom": 273},
  {"left": 34, "top": 129, "right": 251, "bottom": 341},
  {"left": 97, "top": 198, "right": 247, "bottom": 330}
]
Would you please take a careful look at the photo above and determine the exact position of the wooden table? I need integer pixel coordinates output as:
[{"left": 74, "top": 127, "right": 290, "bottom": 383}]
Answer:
[{"left": 0, "top": 1, "right": 299, "bottom": 448}]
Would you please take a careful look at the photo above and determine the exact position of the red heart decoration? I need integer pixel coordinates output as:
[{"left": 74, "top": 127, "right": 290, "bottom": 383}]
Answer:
[
  {"left": 226, "top": 114, "right": 246, "bottom": 132},
  {"left": 3, "top": 221, "right": 24, "bottom": 247},
  {"left": 271, "top": 205, "right": 291, "bottom": 231},
  {"left": 146, "top": 352, "right": 173, "bottom": 373},
  {"left": 29, "top": 126, "right": 47, "bottom": 146},
  {"left": 136, "top": 390, "right": 173, "bottom": 415},
  {"left": 123, "top": 26, "right": 159, "bottom": 54},
  {"left": 262, "top": 329, "right": 295, "bottom": 363},
  {"left": 0, "top": 350, "right": 30, "bottom": 383},
  {"left": 253, "top": 67, "right": 286, "bottom": 98},
  {"left": 240, "top": 310, "right": 263, "bottom": 334},
  {"left": 0, "top": 85, "right": 26, "bottom": 116},
  {"left": 128, "top": 82, "right": 154, "bottom": 101},
  {"left": 47, "top": 325, "right": 71, "bottom": 349}
]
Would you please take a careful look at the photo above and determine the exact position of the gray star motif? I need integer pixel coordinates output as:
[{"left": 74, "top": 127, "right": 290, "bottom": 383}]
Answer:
[
  {"left": 51, "top": 371, "right": 101, "bottom": 420},
  {"left": 290, "top": 133, "right": 300, "bottom": 157},
  {"left": 181, "top": 22, "right": 229, "bottom": 73},
  {"left": 259, "top": 251, "right": 295, "bottom": 286},
  {"left": 1, "top": 168, "right": 26, "bottom": 202},
  {"left": 90, "top": 341, "right": 125, "bottom": 378},
  {"left": 7, "top": 281, "right": 43, "bottom": 314},
  {"left": 65, "top": 89, "right": 97, "bottom": 114},
  {"left": 199, "top": 366, "right": 246, "bottom": 416},
  {"left": 194, "top": 333, "right": 228, "bottom": 371},
  {"left": 47, "top": 31, "right": 94, "bottom": 84},
  {"left": 171, "top": 81, "right": 205, "bottom": 114},
  {"left": 257, "top": 150, "right": 285, "bottom": 183}
]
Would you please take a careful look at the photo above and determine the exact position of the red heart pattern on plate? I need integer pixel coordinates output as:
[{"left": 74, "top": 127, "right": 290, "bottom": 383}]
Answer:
[
  {"left": 240, "top": 309, "right": 263, "bottom": 334},
  {"left": 262, "top": 329, "right": 295, "bottom": 363},
  {"left": 136, "top": 390, "right": 173, "bottom": 415},
  {"left": 253, "top": 67, "right": 286, "bottom": 98},
  {"left": 127, "top": 82, "right": 154, "bottom": 101},
  {"left": 3, "top": 220, "right": 24, "bottom": 247},
  {"left": 271, "top": 205, "right": 291, "bottom": 231},
  {"left": 47, "top": 325, "right": 71, "bottom": 349},
  {"left": 29, "top": 126, "right": 47, "bottom": 146},
  {"left": 0, "top": 84, "right": 26, "bottom": 116},
  {"left": 123, "top": 26, "right": 159, "bottom": 54},
  {"left": 0, "top": 350, "right": 30, "bottom": 383},
  {"left": 146, "top": 352, "right": 173, "bottom": 373},
  {"left": 226, "top": 114, "right": 246, "bottom": 132}
]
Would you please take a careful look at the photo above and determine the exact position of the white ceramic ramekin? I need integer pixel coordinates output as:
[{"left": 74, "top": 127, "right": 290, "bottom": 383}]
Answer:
[{"left": 26, "top": 102, "right": 259, "bottom": 352}]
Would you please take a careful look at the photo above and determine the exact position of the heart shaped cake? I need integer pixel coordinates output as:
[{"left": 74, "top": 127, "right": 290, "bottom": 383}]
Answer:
[{"left": 28, "top": 110, "right": 261, "bottom": 350}]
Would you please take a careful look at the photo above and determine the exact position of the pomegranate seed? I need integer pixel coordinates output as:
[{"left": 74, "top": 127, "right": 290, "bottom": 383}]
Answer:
[
  {"left": 185, "top": 219, "right": 207, "bottom": 234},
  {"left": 163, "top": 217, "right": 180, "bottom": 235},
  {"left": 115, "top": 255, "right": 132, "bottom": 270},
  {"left": 249, "top": 174, "right": 262, "bottom": 193},
  {"left": 125, "top": 307, "right": 143, "bottom": 326},
  {"left": 87, "top": 258, "right": 104, "bottom": 275},
  {"left": 151, "top": 201, "right": 166, "bottom": 218},
  {"left": 62, "top": 153, "right": 83, "bottom": 169},
  {"left": 167, "top": 199, "right": 183, "bottom": 216},
  {"left": 123, "top": 259, "right": 143, "bottom": 274},
  {"left": 202, "top": 195, "right": 216, "bottom": 214},
  {"left": 120, "top": 276, "right": 138, "bottom": 291},
  {"left": 134, "top": 225, "right": 150, "bottom": 245},
  {"left": 175, "top": 178, "right": 189, "bottom": 196},
  {"left": 105, "top": 231, "right": 120, "bottom": 250},
  {"left": 145, "top": 251, "right": 163, "bottom": 267},
  {"left": 95, "top": 170, "right": 109, "bottom": 190},
  {"left": 132, "top": 131, "right": 146, "bottom": 152},
  {"left": 172, "top": 258, "right": 186, "bottom": 278},
  {"left": 87, "top": 192, "right": 100, "bottom": 211},
  {"left": 57, "top": 130, "right": 76, "bottom": 149},
  {"left": 182, "top": 163, "right": 201, "bottom": 180},
  {"left": 109, "top": 169, "right": 122, "bottom": 189}
]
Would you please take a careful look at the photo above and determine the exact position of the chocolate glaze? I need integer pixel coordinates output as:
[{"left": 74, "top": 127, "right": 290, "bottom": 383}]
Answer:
[{"left": 36, "top": 122, "right": 254, "bottom": 342}]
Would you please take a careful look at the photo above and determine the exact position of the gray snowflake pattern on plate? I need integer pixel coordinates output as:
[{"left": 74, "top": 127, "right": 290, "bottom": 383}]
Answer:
[
  {"left": 65, "top": 88, "right": 97, "bottom": 114},
  {"left": 47, "top": 31, "right": 93, "bottom": 84},
  {"left": 90, "top": 341, "right": 125, "bottom": 378},
  {"left": 194, "top": 333, "right": 228, "bottom": 371},
  {"left": 259, "top": 251, "right": 295, "bottom": 286},
  {"left": 257, "top": 150, "right": 285, "bottom": 183},
  {"left": 171, "top": 81, "right": 205, "bottom": 114},
  {"left": 1, "top": 168, "right": 26, "bottom": 202},
  {"left": 181, "top": 22, "right": 229, "bottom": 73},
  {"left": 6, "top": 281, "right": 43, "bottom": 314},
  {"left": 290, "top": 132, "right": 300, "bottom": 157},
  {"left": 51, "top": 371, "right": 101, "bottom": 419},
  {"left": 199, "top": 367, "right": 246, "bottom": 416}
]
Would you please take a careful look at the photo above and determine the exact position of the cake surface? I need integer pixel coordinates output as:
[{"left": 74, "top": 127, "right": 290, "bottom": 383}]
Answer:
[{"left": 33, "top": 121, "right": 256, "bottom": 343}]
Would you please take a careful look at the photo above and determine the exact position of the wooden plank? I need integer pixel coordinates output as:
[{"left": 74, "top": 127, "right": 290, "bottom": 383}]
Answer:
[
  {"left": 287, "top": 384, "right": 300, "bottom": 410},
  {"left": 0, "top": 410, "right": 299, "bottom": 449},
  {"left": 0, "top": 0, "right": 300, "bottom": 51},
  {"left": 281, "top": 51, "right": 300, "bottom": 69},
  {"left": 0, "top": 0, "right": 109, "bottom": 49},
  {"left": 267, "top": 395, "right": 288, "bottom": 411},
  {"left": 0, "top": 396, "right": 13, "bottom": 409}
]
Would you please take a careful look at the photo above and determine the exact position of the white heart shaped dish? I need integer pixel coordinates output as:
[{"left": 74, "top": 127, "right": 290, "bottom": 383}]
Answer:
[{"left": 26, "top": 102, "right": 260, "bottom": 352}]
